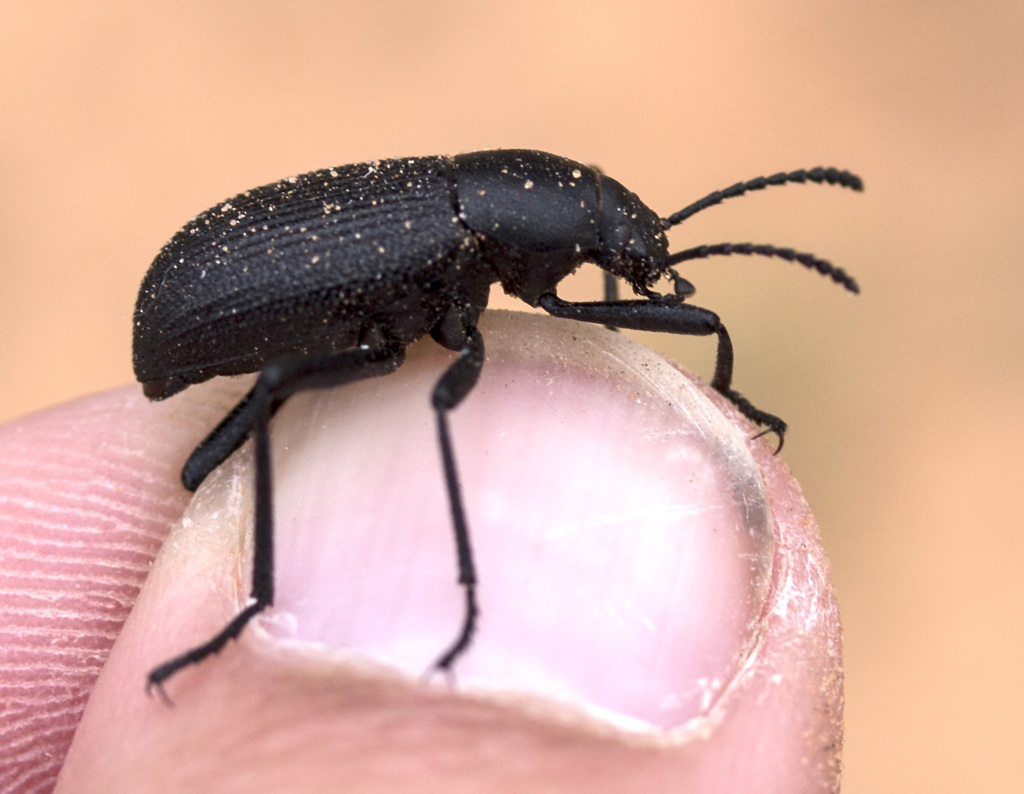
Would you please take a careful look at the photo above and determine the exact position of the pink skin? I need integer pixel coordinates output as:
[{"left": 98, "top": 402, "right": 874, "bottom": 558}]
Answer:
[{"left": 0, "top": 312, "right": 842, "bottom": 792}]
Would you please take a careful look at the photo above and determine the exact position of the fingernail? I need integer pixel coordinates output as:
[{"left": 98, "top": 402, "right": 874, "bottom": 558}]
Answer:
[{"left": 238, "top": 311, "right": 775, "bottom": 731}]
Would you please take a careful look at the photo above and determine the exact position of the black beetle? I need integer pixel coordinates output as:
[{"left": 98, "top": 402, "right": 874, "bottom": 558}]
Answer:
[{"left": 135, "top": 149, "right": 861, "bottom": 694}]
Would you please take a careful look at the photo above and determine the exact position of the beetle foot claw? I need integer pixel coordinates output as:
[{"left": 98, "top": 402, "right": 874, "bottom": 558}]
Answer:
[
  {"left": 421, "top": 661, "right": 459, "bottom": 690},
  {"left": 145, "top": 676, "right": 175, "bottom": 707},
  {"left": 722, "top": 389, "right": 787, "bottom": 454},
  {"left": 750, "top": 423, "right": 787, "bottom": 455}
]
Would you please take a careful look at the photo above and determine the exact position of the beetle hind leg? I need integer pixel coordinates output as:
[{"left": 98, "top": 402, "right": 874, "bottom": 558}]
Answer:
[{"left": 147, "top": 345, "right": 405, "bottom": 698}]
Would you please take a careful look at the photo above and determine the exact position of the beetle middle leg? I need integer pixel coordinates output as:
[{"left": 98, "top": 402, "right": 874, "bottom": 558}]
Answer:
[
  {"left": 428, "top": 326, "right": 486, "bottom": 675},
  {"left": 538, "top": 292, "right": 788, "bottom": 450},
  {"left": 147, "top": 345, "right": 405, "bottom": 697}
]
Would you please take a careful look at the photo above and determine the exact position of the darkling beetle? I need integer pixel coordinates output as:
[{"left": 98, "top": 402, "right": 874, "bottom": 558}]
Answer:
[{"left": 135, "top": 149, "right": 861, "bottom": 695}]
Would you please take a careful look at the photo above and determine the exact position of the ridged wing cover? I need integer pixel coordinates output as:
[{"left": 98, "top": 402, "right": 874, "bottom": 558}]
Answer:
[{"left": 134, "top": 156, "right": 484, "bottom": 394}]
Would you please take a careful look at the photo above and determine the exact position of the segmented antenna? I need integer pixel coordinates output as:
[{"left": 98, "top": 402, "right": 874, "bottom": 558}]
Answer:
[
  {"left": 665, "top": 243, "right": 860, "bottom": 293},
  {"left": 662, "top": 167, "right": 863, "bottom": 229}
]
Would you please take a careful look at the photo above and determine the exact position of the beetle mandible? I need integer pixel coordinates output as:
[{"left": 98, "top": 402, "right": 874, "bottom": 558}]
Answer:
[{"left": 135, "top": 149, "right": 862, "bottom": 695}]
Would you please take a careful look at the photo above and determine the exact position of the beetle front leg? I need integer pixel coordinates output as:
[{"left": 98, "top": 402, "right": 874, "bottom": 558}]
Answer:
[
  {"left": 429, "top": 326, "right": 485, "bottom": 675},
  {"left": 538, "top": 293, "right": 787, "bottom": 450},
  {"left": 147, "top": 345, "right": 406, "bottom": 698}
]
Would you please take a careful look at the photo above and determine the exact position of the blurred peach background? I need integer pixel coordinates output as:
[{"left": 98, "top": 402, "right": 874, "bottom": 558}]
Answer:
[{"left": 2, "top": 2, "right": 1021, "bottom": 791}]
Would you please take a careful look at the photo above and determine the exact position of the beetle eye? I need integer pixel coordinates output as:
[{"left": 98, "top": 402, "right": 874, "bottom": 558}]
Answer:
[{"left": 607, "top": 222, "right": 632, "bottom": 254}]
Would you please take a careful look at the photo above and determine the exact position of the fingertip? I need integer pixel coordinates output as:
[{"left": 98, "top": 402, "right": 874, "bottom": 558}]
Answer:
[{"left": 56, "top": 312, "right": 842, "bottom": 792}]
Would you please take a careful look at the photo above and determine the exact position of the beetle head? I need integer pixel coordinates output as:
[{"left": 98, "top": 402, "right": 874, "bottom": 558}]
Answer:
[{"left": 595, "top": 175, "right": 669, "bottom": 290}]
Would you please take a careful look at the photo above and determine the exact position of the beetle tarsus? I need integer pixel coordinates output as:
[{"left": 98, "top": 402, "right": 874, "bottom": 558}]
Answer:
[
  {"left": 431, "top": 582, "right": 480, "bottom": 674},
  {"left": 145, "top": 600, "right": 269, "bottom": 699},
  {"left": 722, "top": 389, "right": 788, "bottom": 454}
]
